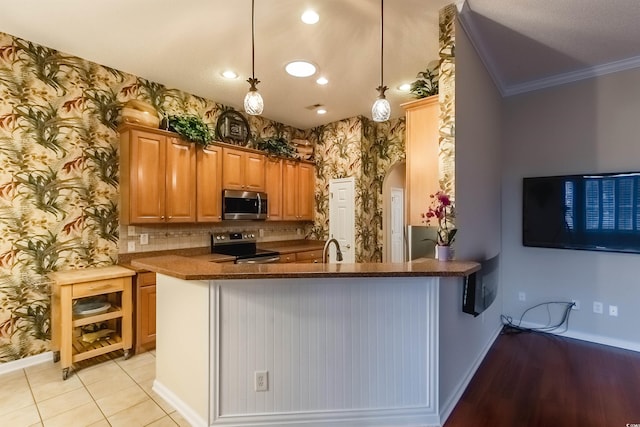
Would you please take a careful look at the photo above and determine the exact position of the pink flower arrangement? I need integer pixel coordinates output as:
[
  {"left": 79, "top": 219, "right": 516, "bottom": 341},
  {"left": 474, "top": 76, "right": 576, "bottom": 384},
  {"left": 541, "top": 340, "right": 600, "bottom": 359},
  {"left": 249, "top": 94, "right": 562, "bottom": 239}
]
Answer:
[{"left": 422, "top": 191, "right": 457, "bottom": 246}]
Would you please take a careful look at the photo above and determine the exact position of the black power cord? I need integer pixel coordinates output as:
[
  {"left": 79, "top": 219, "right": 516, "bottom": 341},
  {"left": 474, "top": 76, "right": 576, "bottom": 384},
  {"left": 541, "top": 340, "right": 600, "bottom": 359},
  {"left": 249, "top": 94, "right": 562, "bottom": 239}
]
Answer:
[{"left": 501, "top": 301, "right": 576, "bottom": 335}]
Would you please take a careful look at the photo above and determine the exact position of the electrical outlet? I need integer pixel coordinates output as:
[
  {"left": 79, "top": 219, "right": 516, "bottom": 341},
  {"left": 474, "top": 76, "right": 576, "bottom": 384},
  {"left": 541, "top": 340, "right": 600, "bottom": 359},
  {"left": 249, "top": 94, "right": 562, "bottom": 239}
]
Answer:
[
  {"left": 140, "top": 233, "right": 149, "bottom": 245},
  {"left": 254, "top": 371, "right": 268, "bottom": 392},
  {"left": 571, "top": 299, "right": 580, "bottom": 310},
  {"left": 609, "top": 305, "right": 618, "bottom": 317},
  {"left": 127, "top": 225, "right": 136, "bottom": 236},
  {"left": 259, "top": 229, "right": 264, "bottom": 238},
  {"left": 518, "top": 292, "right": 526, "bottom": 302},
  {"left": 593, "top": 301, "right": 603, "bottom": 314},
  {"left": 128, "top": 241, "right": 136, "bottom": 252}
]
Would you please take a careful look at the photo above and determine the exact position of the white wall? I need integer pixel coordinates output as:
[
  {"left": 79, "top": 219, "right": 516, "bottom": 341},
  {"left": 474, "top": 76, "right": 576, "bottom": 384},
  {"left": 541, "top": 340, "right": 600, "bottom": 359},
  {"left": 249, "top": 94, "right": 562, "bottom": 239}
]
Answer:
[
  {"left": 438, "top": 19, "right": 504, "bottom": 420},
  {"left": 501, "top": 67, "right": 640, "bottom": 350}
]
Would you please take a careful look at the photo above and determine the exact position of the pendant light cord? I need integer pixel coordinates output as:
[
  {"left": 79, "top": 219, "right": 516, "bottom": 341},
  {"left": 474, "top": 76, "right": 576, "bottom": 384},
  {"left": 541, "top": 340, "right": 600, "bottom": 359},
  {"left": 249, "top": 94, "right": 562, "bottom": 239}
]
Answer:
[
  {"left": 251, "top": 0, "right": 256, "bottom": 80},
  {"left": 380, "top": 0, "right": 384, "bottom": 87}
]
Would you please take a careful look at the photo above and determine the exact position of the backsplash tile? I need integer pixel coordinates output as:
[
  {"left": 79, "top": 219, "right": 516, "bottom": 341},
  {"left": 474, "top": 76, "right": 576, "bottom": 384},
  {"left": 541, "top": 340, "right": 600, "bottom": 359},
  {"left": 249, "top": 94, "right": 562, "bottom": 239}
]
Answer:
[{"left": 118, "top": 222, "right": 313, "bottom": 254}]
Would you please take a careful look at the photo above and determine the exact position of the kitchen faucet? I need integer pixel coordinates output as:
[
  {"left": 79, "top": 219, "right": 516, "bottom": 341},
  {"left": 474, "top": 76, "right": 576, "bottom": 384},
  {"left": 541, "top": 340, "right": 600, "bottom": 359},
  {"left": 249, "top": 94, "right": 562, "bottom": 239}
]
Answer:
[{"left": 322, "top": 238, "right": 344, "bottom": 263}]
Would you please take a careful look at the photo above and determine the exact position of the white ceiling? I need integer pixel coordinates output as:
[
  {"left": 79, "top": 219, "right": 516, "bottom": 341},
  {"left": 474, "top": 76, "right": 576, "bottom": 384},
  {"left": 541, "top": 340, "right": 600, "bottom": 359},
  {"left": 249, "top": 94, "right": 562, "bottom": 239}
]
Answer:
[
  {"left": 460, "top": 0, "right": 640, "bottom": 96},
  {"left": 2, "top": 0, "right": 640, "bottom": 129}
]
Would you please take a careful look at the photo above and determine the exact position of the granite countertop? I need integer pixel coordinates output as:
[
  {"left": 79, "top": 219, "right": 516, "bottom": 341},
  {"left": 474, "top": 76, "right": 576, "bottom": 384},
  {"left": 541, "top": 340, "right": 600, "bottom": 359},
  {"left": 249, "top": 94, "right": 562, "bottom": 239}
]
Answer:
[{"left": 131, "top": 255, "right": 480, "bottom": 280}]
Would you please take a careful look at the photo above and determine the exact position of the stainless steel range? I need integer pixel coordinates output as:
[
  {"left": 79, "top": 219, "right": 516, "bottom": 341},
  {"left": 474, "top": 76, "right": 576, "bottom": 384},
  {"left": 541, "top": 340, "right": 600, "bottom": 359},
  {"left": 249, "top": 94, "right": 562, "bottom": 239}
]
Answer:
[{"left": 211, "top": 231, "right": 280, "bottom": 264}]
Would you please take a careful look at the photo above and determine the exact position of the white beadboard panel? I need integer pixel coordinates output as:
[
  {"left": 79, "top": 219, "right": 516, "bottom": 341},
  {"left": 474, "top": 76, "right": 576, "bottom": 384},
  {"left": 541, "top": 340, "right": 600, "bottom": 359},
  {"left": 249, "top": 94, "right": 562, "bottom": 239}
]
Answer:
[{"left": 215, "top": 277, "right": 438, "bottom": 421}]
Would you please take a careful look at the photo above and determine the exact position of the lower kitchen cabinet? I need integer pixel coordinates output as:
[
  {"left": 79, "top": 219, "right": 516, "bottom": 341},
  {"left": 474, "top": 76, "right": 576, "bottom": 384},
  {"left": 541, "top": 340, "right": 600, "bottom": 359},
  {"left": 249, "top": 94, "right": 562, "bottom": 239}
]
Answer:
[
  {"left": 295, "top": 249, "right": 322, "bottom": 263},
  {"left": 135, "top": 272, "right": 156, "bottom": 353},
  {"left": 278, "top": 253, "right": 296, "bottom": 263},
  {"left": 277, "top": 249, "right": 322, "bottom": 264}
]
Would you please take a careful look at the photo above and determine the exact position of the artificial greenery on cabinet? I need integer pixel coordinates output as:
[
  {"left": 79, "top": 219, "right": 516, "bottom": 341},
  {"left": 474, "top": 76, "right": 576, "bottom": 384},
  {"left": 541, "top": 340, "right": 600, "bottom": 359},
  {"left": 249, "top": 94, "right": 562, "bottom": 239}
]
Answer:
[
  {"left": 410, "top": 65, "right": 439, "bottom": 99},
  {"left": 167, "top": 115, "right": 213, "bottom": 145},
  {"left": 256, "top": 136, "right": 298, "bottom": 158}
]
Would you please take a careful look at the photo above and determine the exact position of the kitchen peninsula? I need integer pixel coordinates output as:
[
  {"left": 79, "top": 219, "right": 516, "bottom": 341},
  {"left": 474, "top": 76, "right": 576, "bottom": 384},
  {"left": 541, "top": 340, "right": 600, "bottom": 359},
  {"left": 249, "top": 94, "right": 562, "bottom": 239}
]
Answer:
[{"left": 132, "top": 256, "right": 479, "bottom": 427}]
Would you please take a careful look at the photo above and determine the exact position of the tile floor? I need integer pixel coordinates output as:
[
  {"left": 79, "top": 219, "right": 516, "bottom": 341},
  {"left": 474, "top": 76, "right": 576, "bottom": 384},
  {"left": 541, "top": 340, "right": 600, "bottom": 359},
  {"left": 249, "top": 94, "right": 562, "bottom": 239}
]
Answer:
[{"left": 0, "top": 350, "right": 190, "bottom": 427}]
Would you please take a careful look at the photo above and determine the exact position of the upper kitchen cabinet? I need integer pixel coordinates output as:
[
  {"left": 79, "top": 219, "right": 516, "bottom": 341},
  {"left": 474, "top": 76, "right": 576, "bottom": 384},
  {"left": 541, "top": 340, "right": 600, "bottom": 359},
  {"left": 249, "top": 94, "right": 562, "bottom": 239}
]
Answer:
[
  {"left": 265, "top": 157, "right": 283, "bottom": 220},
  {"left": 282, "top": 160, "right": 315, "bottom": 221},
  {"left": 196, "top": 145, "right": 223, "bottom": 222},
  {"left": 402, "top": 96, "right": 440, "bottom": 226},
  {"left": 120, "top": 125, "right": 196, "bottom": 224},
  {"left": 222, "top": 147, "right": 266, "bottom": 192}
]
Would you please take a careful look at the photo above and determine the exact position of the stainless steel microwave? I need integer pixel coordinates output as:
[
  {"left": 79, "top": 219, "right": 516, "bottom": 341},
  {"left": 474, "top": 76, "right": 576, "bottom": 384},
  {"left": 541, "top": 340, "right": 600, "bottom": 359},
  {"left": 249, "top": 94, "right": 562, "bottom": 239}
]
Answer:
[{"left": 222, "top": 189, "right": 268, "bottom": 220}]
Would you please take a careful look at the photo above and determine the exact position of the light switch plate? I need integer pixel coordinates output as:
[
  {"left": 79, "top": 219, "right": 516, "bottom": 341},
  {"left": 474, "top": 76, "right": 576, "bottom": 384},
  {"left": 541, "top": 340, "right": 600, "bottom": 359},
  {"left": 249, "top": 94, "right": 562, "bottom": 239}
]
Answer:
[{"left": 127, "top": 241, "right": 136, "bottom": 252}]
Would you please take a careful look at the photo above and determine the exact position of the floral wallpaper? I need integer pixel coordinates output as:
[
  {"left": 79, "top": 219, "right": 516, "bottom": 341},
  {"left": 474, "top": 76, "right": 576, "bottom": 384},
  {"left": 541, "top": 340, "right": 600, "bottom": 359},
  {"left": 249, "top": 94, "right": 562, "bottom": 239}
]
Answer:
[
  {"left": 0, "top": 31, "right": 302, "bottom": 362},
  {"left": 308, "top": 115, "right": 405, "bottom": 262},
  {"left": 439, "top": 4, "right": 456, "bottom": 198}
]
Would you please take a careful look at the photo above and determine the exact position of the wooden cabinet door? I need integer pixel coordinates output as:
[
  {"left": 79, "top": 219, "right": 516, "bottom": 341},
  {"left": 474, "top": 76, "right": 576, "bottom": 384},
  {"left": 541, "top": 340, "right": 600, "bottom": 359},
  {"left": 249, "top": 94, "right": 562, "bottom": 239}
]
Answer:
[
  {"left": 403, "top": 96, "right": 440, "bottom": 225},
  {"left": 282, "top": 160, "right": 299, "bottom": 220},
  {"left": 244, "top": 152, "right": 266, "bottom": 191},
  {"left": 197, "top": 145, "right": 223, "bottom": 222},
  {"left": 265, "top": 158, "right": 282, "bottom": 220},
  {"left": 222, "top": 147, "right": 244, "bottom": 190},
  {"left": 165, "top": 137, "right": 196, "bottom": 223},
  {"left": 129, "top": 130, "right": 166, "bottom": 223},
  {"left": 137, "top": 272, "right": 156, "bottom": 349},
  {"left": 297, "top": 162, "right": 315, "bottom": 220}
]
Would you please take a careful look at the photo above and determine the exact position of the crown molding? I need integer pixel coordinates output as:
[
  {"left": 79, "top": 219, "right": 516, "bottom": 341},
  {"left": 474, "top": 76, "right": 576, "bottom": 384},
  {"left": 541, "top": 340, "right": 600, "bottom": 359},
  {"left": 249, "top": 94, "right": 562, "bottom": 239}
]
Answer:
[
  {"left": 457, "top": 0, "right": 640, "bottom": 98},
  {"left": 456, "top": 2, "right": 509, "bottom": 97},
  {"left": 503, "top": 54, "right": 640, "bottom": 96}
]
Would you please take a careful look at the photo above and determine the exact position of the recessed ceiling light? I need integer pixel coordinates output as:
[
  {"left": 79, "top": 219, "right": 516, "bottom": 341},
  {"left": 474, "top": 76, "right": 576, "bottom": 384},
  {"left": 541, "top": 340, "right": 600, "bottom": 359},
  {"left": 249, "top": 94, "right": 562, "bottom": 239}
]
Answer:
[
  {"left": 285, "top": 61, "right": 317, "bottom": 78},
  {"left": 398, "top": 83, "right": 411, "bottom": 91},
  {"left": 221, "top": 70, "right": 238, "bottom": 79},
  {"left": 316, "top": 77, "right": 329, "bottom": 85},
  {"left": 317, "top": 108, "right": 327, "bottom": 115},
  {"left": 301, "top": 10, "right": 320, "bottom": 24}
]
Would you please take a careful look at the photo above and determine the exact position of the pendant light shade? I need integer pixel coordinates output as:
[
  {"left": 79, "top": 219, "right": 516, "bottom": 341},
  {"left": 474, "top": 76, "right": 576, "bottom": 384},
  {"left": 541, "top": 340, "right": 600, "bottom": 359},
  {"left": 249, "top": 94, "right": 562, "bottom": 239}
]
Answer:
[
  {"left": 244, "top": 78, "right": 263, "bottom": 115},
  {"left": 372, "top": 86, "right": 390, "bottom": 122},
  {"left": 372, "top": 0, "right": 389, "bottom": 122},
  {"left": 245, "top": 0, "right": 263, "bottom": 115}
]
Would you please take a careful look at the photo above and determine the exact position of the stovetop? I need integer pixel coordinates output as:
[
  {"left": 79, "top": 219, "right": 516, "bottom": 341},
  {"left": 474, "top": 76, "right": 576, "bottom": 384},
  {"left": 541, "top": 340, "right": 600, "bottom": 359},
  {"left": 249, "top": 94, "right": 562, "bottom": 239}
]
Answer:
[{"left": 210, "top": 231, "right": 279, "bottom": 258}]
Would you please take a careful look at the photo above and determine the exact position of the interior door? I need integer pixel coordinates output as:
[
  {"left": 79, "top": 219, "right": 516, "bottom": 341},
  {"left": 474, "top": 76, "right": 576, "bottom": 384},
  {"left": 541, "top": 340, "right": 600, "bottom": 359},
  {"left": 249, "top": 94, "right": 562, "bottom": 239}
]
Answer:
[
  {"left": 329, "top": 177, "right": 355, "bottom": 263},
  {"left": 390, "top": 187, "right": 405, "bottom": 262}
]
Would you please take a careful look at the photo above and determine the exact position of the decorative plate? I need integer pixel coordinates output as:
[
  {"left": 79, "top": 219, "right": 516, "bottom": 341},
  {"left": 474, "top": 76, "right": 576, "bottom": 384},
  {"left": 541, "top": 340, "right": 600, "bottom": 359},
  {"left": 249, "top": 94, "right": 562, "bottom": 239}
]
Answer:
[
  {"left": 74, "top": 300, "right": 111, "bottom": 316},
  {"left": 216, "top": 110, "right": 250, "bottom": 145}
]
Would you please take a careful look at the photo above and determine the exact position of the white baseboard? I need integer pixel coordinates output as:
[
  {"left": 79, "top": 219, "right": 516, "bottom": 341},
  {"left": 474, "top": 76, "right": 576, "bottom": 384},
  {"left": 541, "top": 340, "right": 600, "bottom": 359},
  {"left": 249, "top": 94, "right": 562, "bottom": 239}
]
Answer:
[
  {"left": 518, "top": 321, "right": 640, "bottom": 353},
  {"left": 438, "top": 325, "right": 502, "bottom": 425},
  {"left": 153, "top": 379, "right": 208, "bottom": 427},
  {"left": 211, "top": 409, "right": 439, "bottom": 427},
  {"left": 154, "top": 378, "right": 440, "bottom": 427},
  {"left": 0, "top": 351, "right": 53, "bottom": 376}
]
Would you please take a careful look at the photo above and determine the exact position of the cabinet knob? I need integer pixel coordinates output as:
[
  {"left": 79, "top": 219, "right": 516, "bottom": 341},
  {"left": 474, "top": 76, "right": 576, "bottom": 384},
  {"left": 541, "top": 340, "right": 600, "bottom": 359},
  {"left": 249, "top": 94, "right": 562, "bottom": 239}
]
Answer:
[{"left": 161, "top": 216, "right": 165, "bottom": 219}]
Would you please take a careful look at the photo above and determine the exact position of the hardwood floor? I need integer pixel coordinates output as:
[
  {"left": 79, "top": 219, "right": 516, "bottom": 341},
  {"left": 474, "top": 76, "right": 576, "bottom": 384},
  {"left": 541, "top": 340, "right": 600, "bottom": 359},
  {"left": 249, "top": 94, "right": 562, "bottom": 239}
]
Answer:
[{"left": 445, "top": 329, "right": 640, "bottom": 427}]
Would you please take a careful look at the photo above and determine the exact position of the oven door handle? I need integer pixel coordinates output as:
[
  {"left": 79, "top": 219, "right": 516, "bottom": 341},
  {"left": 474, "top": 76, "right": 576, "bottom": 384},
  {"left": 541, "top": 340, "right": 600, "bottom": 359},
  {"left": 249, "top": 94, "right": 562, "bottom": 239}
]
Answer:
[{"left": 239, "top": 256, "right": 280, "bottom": 264}]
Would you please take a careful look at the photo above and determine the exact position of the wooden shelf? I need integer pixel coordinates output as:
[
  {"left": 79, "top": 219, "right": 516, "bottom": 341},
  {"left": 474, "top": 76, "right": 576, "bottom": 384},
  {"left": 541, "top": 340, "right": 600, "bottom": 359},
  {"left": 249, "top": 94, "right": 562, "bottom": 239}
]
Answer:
[
  {"left": 71, "top": 333, "right": 123, "bottom": 363},
  {"left": 72, "top": 306, "right": 123, "bottom": 327}
]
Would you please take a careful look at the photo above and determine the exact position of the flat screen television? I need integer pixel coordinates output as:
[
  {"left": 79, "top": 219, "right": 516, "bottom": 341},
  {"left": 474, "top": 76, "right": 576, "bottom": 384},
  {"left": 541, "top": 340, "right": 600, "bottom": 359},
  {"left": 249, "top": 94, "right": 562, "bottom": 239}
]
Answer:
[{"left": 522, "top": 172, "right": 640, "bottom": 254}]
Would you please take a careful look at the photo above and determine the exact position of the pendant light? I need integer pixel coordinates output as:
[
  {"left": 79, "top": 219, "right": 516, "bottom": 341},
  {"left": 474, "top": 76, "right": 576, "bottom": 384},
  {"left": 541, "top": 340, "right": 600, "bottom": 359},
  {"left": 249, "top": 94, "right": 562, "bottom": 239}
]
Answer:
[
  {"left": 244, "top": 0, "right": 263, "bottom": 115},
  {"left": 371, "top": 0, "right": 390, "bottom": 122}
]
